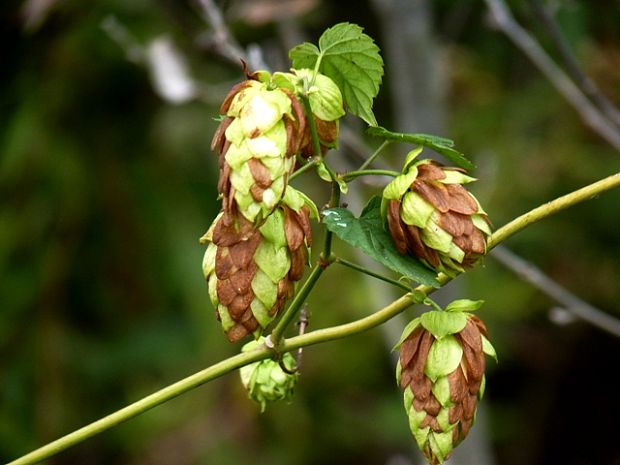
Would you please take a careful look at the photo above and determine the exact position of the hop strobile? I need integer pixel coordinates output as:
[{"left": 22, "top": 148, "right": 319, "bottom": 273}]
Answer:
[
  {"left": 382, "top": 149, "right": 491, "bottom": 275},
  {"left": 201, "top": 189, "right": 316, "bottom": 342},
  {"left": 211, "top": 68, "right": 343, "bottom": 224},
  {"left": 239, "top": 337, "right": 299, "bottom": 412},
  {"left": 395, "top": 300, "right": 496, "bottom": 464}
]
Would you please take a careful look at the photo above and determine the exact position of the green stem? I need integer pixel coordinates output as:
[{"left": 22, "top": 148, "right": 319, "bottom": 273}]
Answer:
[
  {"left": 358, "top": 140, "right": 391, "bottom": 171},
  {"left": 290, "top": 158, "right": 319, "bottom": 181},
  {"left": 10, "top": 171, "right": 620, "bottom": 465},
  {"left": 270, "top": 263, "right": 325, "bottom": 346},
  {"left": 270, "top": 91, "right": 342, "bottom": 346},
  {"left": 342, "top": 169, "right": 400, "bottom": 181},
  {"left": 335, "top": 257, "right": 411, "bottom": 291},
  {"left": 488, "top": 171, "right": 620, "bottom": 249},
  {"left": 7, "top": 349, "right": 270, "bottom": 465},
  {"left": 322, "top": 181, "right": 341, "bottom": 259},
  {"left": 300, "top": 95, "right": 326, "bottom": 171}
]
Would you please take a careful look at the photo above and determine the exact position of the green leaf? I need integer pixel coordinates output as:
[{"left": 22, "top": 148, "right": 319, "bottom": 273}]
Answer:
[
  {"left": 367, "top": 126, "right": 475, "bottom": 171},
  {"left": 420, "top": 310, "right": 467, "bottom": 339},
  {"left": 321, "top": 196, "right": 440, "bottom": 287},
  {"left": 290, "top": 22, "right": 384, "bottom": 126},
  {"left": 445, "top": 299, "right": 485, "bottom": 313}
]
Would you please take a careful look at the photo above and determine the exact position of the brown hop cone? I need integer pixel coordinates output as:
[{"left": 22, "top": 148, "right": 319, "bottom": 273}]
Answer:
[
  {"left": 395, "top": 301, "right": 496, "bottom": 464},
  {"left": 201, "top": 189, "right": 315, "bottom": 342},
  {"left": 382, "top": 149, "right": 491, "bottom": 275}
]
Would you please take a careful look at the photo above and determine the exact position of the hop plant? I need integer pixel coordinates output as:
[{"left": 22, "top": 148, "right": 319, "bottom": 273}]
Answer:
[
  {"left": 395, "top": 300, "right": 497, "bottom": 464},
  {"left": 239, "top": 337, "right": 299, "bottom": 412},
  {"left": 382, "top": 149, "right": 491, "bottom": 275},
  {"left": 211, "top": 68, "right": 343, "bottom": 224},
  {"left": 201, "top": 188, "right": 316, "bottom": 342}
]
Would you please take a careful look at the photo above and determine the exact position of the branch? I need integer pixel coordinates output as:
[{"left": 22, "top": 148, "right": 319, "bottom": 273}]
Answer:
[
  {"left": 483, "top": 0, "right": 620, "bottom": 151},
  {"left": 487, "top": 171, "right": 620, "bottom": 248},
  {"left": 530, "top": 0, "right": 620, "bottom": 128},
  {"left": 194, "top": 0, "right": 268, "bottom": 70},
  {"left": 491, "top": 245, "right": 620, "bottom": 338},
  {"left": 195, "top": 0, "right": 247, "bottom": 63},
  {"left": 11, "top": 167, "right": 620, "bottom": 465}
]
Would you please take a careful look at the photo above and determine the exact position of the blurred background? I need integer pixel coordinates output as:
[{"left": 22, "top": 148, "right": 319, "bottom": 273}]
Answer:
[{"left": 2, "top": 0, "right": 620, "bottom": 464}]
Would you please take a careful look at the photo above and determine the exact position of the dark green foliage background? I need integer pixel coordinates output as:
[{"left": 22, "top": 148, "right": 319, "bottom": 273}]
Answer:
[{"left": 2, "top": 1, "right": 620, "bottom": 464}]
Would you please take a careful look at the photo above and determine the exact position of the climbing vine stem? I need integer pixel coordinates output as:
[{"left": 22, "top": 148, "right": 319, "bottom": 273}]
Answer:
[{"left": 8, "top": 172, "right": 620, "bottom": 465}]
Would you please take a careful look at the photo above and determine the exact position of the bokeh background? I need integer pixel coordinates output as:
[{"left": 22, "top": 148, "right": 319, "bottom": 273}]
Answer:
[{"left": 2, "top": 1, "right": 620, "bottom": 464}]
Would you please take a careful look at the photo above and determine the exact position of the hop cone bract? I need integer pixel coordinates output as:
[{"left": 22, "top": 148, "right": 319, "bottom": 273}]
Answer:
[
  {"left": 239, "top": 337, "right": 298, "bottom": 412},
  {"left": 396, "top": 303, "right": 496, "bottom": 464},
  {"left": 383, "top": 150, "right": 491, "bottom": 275}
]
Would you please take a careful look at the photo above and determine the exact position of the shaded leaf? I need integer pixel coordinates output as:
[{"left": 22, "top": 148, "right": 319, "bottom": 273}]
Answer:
[
  {"left": 367, "top": 126, "right": 474, "bottom": 171},
  {"left": 322, "top": 196, "right": 440, "bottom": 287}
]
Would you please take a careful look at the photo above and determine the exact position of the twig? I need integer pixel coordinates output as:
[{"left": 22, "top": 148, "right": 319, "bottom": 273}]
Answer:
[
  {"left": 194, "top": 0, "right": 268, "bottom": 70},
  {"left": 483, "top": 0, "right": 620, "bottom": 151},
  {"left": 530, "top": 0, "right": 620, "bottom": 128},
  {"left": 335, "top": 257, "right": 412, "bottom": 291},
  {"left": 491, "top": 245, "right": 620, "bottom": 338},
  {"left": 100, "top": 16, "right": 145, "bottom": 63},
  {"left": 195, "top": 0, "right": 246, "bottom": 62}
]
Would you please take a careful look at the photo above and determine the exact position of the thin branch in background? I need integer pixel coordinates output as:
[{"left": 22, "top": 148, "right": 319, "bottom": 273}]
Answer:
[
  {"left": 491, "top": 245, "right": 620, "bottom": 338},
  {"left": 100, "top": 16, "right": 145, "bottom": 64},
  {"left": 194, "top": 0, "right": 268, "bottom": 70},
  {"left": 195, "top": 0, "right": 246, "bottom": 62},
  {"left": 530, "top": 0, "right": 620, "bottom": 128},
  {"left": 483, "top": 0, "right": 620, "bottom": 151}
]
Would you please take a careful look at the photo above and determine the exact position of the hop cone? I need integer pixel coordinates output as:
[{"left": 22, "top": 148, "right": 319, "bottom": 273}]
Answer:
[
  {"left": 202, "top": 190, "right": 314, "bottom": 342},
  {"left": 239, "top": 337, "right": 298, "bottom": 412},
  {"left": 396, "top": 302, "right": 496, "bottom": 464},
  {"left": 383, "top": 150, "right": 491, "bottom": 275},
  {"left": 211, "top": 69, "right": 343, "bottom": 223}
]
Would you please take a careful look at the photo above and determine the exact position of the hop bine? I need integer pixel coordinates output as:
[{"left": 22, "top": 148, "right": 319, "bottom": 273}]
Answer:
[
  {"left": 382, "top": 149, "right": 491, "bottom": 275},
  {"left": 395, "top": 300, "right": 497, "bottom": 464}
]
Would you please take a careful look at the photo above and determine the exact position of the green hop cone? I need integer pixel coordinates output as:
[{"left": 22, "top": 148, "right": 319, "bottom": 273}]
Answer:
[
  {"left": 239, "top": 337, "right": 298, "bottom": 412},
  {"left": 201, "top": 188, "right": 316, "bottom": 342},
  {"left": 211, "top": 69, "right": 343, "bottom": 223},
  {"left": 395, "top": 302, "right": 496, "bottom": 465},
  {"left": 382, "top": 149, "right": 492, "bottom": 276}
]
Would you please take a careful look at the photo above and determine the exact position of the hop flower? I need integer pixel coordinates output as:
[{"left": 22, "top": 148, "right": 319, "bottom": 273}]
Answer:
[
  {"left": 382, "top": 149, "right": 491, "bottom": 275},
  {"left": 211, "top": 69, "right": 343, "bottom": 224},
  {"left": 239, "top": 337, "right": 298, "bottom": 412},
  {"left": 395, "top": 301, "right": 496, "bottom": 464},
  {"left": 201, "top": 188, "right": 316, "bottom": 342}
]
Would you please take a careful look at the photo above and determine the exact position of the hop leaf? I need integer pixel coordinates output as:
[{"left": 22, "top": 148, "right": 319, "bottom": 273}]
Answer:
[{"left": 290, "top": 22, "right": 384, "bottom": 126}]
